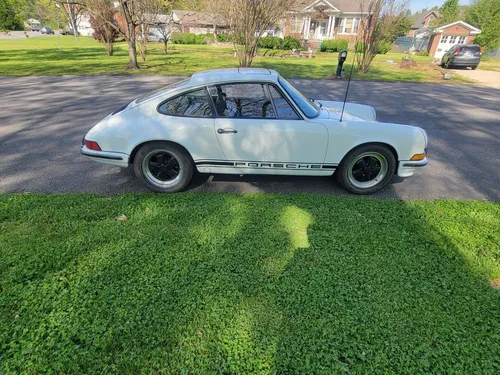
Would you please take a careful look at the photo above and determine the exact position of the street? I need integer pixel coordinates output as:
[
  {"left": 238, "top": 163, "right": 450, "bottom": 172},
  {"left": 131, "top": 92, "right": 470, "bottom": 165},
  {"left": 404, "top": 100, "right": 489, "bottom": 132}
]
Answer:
[{"left": 0, "top": 75, "right": 499, "bottom": 200}]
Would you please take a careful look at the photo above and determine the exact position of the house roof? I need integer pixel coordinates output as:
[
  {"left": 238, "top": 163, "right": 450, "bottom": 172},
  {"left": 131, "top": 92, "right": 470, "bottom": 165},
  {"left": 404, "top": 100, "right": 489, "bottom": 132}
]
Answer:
[
  {"left": 410, "top": 11, "right": 439, "bottom": 30},
  {"left": 172, "top": 10, "right": 229, "bottom": 27},
  {"left": 433, "top": 20, "right": 481, "bottom": 35},
  {"left": 291, "top": 0, "right": 368, "bottom": 13}
]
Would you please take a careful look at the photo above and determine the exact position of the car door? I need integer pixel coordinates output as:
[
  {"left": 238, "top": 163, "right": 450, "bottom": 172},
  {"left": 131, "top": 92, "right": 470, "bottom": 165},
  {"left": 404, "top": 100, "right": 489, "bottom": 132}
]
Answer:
[{"left": 209, "top": 83, "right": 328, "bottom": 166}]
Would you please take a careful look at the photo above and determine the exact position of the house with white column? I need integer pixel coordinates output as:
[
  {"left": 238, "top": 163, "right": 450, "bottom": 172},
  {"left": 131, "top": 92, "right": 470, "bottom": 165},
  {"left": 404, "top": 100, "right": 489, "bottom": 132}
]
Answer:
[{"left": 275, "top": 0, "right": 371, "bottom": 49}]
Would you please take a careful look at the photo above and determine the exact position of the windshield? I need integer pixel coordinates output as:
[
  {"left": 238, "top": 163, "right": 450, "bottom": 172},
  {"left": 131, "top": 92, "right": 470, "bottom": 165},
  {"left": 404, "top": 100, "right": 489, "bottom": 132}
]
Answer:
[
  {"left": 278, "top": 77, "right": 319, "bottom": 118},
  {"left": 136, "top": 79, "right": 190, "bottom": 104}
]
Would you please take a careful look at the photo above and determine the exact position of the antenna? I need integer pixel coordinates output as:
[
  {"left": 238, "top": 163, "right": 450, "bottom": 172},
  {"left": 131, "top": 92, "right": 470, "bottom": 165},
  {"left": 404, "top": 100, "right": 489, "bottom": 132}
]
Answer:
[{"left": 340, "top": 49, "right": 357, "bottom": 123}]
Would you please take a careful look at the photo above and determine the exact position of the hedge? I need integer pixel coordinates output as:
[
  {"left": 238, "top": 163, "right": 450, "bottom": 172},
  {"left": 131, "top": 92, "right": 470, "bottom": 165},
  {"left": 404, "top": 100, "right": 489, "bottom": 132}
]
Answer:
[
  {"left": 171, "top": 32, "right": 216, "bottom": 45},
  {"left": 355, "top": 42, "right": 392, "bottom": 54},
  {"left": 257, "top": 36, "right": 302, "bottom": 50},
  {"left": 320, "top": 39, "right": 348, "bottom": 52}
]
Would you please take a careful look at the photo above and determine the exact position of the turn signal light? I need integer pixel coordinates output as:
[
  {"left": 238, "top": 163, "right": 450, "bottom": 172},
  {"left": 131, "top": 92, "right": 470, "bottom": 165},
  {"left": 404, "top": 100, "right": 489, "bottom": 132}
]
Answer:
[
  {"left": 410, "top": 153, "right": 426, "bottom": 161},
  {"left": 84, "top": 140, "right": 101, "bottom": 151}
]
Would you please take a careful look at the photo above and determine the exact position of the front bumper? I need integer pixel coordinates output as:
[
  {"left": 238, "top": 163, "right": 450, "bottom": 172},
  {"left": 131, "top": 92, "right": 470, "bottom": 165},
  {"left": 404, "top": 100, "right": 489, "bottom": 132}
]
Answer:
[
  {"left": 80, "top": 146, "right": 129, "bottom": 168},
  {"left": 397, "top": 157, "right": 428, "bottom": 178}
]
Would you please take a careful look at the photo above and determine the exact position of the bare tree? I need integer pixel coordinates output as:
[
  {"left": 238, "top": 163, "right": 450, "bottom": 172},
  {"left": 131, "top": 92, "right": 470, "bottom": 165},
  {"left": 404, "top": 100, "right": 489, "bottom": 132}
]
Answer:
[
  {"left": 152, "top": 14, "right": 174, "bottom": 55},
  {"left": 202, "top": 0, "right": 226, "bottom": 37},
  {"left": 357, "top": 0, "right": 410, "bottom": 73},
  {"left": 222, "top": 0, "right": 297, "bottom": 67},
  {"left": 55, "top": 0, "right": 86, "bottom": 38},
  {"left": 87, "top": 0, "right": 117, "bottom": 56}
]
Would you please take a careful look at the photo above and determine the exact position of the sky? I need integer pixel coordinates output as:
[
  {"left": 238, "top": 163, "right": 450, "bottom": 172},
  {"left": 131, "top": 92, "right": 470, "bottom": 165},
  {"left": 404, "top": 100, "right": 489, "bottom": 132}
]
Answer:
[{"left": 409, "top": 0, "right": 469, "bottom": 13}]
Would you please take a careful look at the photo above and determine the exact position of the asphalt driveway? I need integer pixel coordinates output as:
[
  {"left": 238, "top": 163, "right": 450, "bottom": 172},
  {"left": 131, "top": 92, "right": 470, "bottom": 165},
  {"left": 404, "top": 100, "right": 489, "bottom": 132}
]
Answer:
[{"left": 0, "top": 76, "right": 499, "bottom": 201}]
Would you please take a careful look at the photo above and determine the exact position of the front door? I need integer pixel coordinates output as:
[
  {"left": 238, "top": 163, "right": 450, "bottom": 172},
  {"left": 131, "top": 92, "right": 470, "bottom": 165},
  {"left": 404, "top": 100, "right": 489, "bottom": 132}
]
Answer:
[{"left": 209, "top": 83, "right": 328, "bottom": 168}]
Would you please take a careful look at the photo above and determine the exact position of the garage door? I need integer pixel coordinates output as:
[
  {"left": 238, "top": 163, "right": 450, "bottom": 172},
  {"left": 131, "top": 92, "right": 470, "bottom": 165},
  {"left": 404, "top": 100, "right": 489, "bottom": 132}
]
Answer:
[{"left": 435, "top": 35, "right": 467, "bottom": 59}]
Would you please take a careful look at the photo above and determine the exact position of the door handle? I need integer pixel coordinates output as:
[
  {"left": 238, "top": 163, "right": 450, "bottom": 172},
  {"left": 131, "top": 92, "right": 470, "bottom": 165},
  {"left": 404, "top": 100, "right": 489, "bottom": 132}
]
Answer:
[{"left": 217, "top": 128, "right": 238, "bottom": 134}]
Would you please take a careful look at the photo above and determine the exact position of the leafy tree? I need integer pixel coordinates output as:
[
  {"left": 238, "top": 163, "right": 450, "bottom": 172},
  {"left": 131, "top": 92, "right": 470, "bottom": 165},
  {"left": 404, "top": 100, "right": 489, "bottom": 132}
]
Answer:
[
  {"left": 88, "top": 0, "right": 117, "bottom": 56},
  {"left": 466, "top": 0, "right": 500, "bottom": 49},
  {"left": 0, "top": 0, "right": 23, "bottom": 31},
  {"left": 439, "top": 0, "right": 460, "bottom": 26}
]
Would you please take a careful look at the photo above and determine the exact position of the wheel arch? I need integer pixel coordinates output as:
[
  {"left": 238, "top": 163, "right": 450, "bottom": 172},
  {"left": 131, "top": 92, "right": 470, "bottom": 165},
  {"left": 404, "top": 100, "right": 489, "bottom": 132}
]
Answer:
[
  {"left": 339, "top": 142, "right": 399, "bottom": 174},
  {"left": 129, "top": 140, "right": 193, "bottom": 165}
]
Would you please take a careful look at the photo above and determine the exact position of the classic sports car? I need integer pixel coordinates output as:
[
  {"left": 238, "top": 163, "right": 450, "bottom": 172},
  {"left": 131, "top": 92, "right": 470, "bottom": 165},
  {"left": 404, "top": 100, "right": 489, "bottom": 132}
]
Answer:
[{"left": 81, "top": 68, "right": 428, "bottom": 194}]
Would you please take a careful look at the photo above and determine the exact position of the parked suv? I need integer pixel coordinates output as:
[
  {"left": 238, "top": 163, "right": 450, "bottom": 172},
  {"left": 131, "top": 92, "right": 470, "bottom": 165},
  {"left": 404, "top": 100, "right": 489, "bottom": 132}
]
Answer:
[{"left": 441, "top": 44, "right": 482, "bottom": 70}]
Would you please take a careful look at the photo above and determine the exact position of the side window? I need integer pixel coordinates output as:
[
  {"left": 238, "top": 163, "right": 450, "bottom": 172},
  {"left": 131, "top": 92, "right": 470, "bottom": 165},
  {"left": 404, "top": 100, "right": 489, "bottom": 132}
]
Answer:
[
  {"left": 269, "top": 85, "right": 300, "bottom": 120},
  {"left": 208, "top": 84, "right": 276, "bottom": 119},
  {"left": 158, "top": 88, "right": 212, "bottom": 117}
]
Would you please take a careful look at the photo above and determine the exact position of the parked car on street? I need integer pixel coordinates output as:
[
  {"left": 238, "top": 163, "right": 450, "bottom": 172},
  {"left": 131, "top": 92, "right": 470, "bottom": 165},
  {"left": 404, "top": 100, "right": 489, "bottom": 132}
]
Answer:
[
  {"left": 81, "top": 68, "right": 428, "bottom": 195},
  {"left": 61, "top": 27, "right": 79, "bottom": 36},
  {"left": 441, "top": 44, "right": 482, "bottom": 70},
  {"left": 40, "top": 27, "right": 55, "bottom": 35}
]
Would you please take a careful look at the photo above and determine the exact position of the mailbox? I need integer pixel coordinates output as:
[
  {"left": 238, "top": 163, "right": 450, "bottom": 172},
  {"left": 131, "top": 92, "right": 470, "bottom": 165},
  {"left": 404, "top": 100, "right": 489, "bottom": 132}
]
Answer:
[
  {"left": 336, "top": 50, "right": 348, "bottom": 78},
  {"left": 338, "top": 50, "right": 348, "bottom": 62}
]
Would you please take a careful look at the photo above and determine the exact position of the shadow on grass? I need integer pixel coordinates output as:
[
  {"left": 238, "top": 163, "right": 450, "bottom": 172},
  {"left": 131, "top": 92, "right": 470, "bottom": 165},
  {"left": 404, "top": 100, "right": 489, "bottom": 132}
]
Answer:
[{"left": 1, "top": 194, "right": 498, "bottom": 373}]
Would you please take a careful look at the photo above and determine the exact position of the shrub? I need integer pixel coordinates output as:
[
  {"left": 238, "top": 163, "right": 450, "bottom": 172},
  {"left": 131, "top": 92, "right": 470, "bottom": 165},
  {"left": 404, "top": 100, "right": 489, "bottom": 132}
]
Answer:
[
  {"left": 320, "top": 39, "right": 348, "bottom": 52},
  {"left": 355, "top": 42, "right": 393, "bottom": 54},
  {"left": 282, "top": 36, "right": 301, "bottom": 50},
  {"left": 377, "top": 42, "right": 392, "bottom": 54},
  {"left": 216, "top": 33, "right": 232, "bottom": 43},
  {"left": 258, "top": 36, "right": 282, "bottom": 49},
  {"left": 171, "top": 32, "right": 210, "bottom": 45},
  {"left": 417, "top": 50, "right": 429, "bottom": 56}
]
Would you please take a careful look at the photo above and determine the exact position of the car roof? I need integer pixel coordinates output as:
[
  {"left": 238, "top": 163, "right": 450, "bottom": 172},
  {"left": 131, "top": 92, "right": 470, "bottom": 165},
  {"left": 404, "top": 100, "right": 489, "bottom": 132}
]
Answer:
[{"left": 188, "top": 68, "right": 280, "bottom": 86}]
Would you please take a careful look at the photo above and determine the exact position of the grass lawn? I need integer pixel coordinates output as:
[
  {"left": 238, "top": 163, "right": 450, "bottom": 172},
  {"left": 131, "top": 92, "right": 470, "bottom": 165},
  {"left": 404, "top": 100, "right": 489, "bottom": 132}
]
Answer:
[
  {"left": 479, "top": 56, "right": 500, "bottom": 72},
  {"left": 1, "top": 193, "right": 499, "bottom": 374},
  {"left": 0, "top": 36, "right": 473, "bottom": 83}
]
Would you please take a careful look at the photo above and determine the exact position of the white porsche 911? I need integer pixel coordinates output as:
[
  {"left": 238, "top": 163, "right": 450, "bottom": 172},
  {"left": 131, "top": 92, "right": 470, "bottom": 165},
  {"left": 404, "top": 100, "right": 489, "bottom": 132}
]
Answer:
[{"left": 81, "top": 68, "right": 428, "bottom": 194}]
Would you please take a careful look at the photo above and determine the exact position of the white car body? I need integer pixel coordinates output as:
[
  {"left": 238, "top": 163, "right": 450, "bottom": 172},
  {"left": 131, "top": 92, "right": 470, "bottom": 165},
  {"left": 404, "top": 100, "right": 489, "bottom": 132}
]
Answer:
[{"left": 81, "top": 68, "right": 428, "bottom": 190}]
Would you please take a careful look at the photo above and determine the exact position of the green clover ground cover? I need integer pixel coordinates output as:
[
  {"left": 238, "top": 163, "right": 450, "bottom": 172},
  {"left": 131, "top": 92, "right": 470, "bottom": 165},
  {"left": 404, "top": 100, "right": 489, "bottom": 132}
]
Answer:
[{"left": 0, "top": 194, "right": 499, "bottom": 374}]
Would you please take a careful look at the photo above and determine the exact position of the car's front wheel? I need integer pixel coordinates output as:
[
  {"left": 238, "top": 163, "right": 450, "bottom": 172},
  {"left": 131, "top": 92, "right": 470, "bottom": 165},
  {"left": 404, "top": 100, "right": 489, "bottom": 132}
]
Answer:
[
  {"left": 336, "top": 144, "right": 396, "bottom": 195},
  {"left": 133, "top": 142, "right": 194, "bottom": 193}
]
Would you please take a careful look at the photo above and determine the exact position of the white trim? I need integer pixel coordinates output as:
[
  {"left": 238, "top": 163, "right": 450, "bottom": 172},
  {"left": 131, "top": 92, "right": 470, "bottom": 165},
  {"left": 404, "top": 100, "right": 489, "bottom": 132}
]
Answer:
[
  {"left": 303, "top": 0, "right": 340, "bottom": 13},
  {"left": 434, "top": 20, "right": 481, "bottom": 34}
]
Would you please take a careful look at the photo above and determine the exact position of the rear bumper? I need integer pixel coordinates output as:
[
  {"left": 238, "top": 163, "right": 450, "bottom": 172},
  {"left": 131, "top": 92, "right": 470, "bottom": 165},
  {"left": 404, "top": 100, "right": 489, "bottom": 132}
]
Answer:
[
  {"left": 80, "top": 146, "right": 129, "bottom": 168},
  {"left": 397, "top": 158, "right": 428, "bottom": 178},
  {"left": 450, "top": 58, "right": 480, "bottom": 66}
]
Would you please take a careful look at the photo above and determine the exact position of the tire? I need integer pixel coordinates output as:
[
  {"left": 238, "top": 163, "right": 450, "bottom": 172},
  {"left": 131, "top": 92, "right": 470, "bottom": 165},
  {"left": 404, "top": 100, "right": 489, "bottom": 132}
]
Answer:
[
  {"left": 472, "top": 66, "right": 478, "bottom": 70},
  {"left": 445, "top": 60, "right": 451, "bottom": 69},
  {"left": 133, "top": 142, "right": 194, "bottom": 193},
  {"left": 440, "top": 59, "right": 445, "bottom": 68},
  {"left": 336, "top": 144, "right": 396, "bottom": 195}
]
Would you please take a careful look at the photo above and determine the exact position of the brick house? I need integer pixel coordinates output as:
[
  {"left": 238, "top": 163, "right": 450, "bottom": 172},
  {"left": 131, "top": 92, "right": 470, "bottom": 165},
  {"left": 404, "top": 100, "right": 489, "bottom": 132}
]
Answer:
[
  {"left": 264, "top": 0, "right": 370, "bottom": 50},
  {"left": 407, "top": 11, "right": 439, "bottom": 38},
  {"left": 427, "top": 21, "right": 481, "bottom": 58}
]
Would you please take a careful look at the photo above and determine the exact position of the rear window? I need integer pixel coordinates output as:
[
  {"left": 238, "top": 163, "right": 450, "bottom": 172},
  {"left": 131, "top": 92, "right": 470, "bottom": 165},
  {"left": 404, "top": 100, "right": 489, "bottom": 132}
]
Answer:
[{"left": 461, "top": 45, "right": 480, "bottom": 52}]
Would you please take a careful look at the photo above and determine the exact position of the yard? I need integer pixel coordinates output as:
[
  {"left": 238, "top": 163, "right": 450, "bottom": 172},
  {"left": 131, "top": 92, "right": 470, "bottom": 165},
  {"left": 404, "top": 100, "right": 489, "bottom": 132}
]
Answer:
[
  {"left": 1, "top": 193, "right": 499, "bottom": 374},
  {"left": 0, "top": 36, "right": 489, "bottom": 83}
]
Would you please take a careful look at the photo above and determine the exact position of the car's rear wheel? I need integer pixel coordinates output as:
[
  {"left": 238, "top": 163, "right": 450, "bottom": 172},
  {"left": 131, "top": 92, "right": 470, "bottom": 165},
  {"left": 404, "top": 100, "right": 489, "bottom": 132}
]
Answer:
[
  {"left": 445, "top": 60, "right": 452, "bottom": 69},
  {"left": 133, "top": 142, "right": 194, "bottom": 193},
  {"left": 471, "top": 65, "right": 478, "bottom": 70},
  {"left": 336, "top": 144, "right": 396, "bottom": 195}
]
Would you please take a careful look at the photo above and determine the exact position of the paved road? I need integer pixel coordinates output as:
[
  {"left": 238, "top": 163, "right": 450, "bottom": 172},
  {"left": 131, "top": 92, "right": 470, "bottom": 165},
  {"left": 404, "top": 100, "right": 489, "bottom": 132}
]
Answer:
[
  {"left": 0, "top": 76, "right": 499, "bottom": 201},
  {"left": 0, "top": 31, "right": 59, "bottom": 39}
]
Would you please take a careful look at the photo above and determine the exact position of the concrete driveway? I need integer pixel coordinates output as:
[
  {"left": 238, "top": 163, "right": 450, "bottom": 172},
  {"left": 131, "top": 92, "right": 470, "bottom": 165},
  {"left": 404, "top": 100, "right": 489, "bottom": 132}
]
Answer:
[
  {"left": 451, "top": 68, "right": 500, "bottom": 88},
  {"left": 0, "top": 76, "right": 499, "bottom": 201}
]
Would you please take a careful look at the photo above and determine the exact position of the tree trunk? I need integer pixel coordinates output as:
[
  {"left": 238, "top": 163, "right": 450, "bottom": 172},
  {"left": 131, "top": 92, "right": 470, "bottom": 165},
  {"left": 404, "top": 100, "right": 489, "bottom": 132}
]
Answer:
[
  {"left": 163, "top": 41, "right": 168, "bottom": 55},
  {"left": 127, "top": 24, "right": 138, "bottom": 69},
  {"left": 105, "top": 42, "right": 114, "bottom": 56}
]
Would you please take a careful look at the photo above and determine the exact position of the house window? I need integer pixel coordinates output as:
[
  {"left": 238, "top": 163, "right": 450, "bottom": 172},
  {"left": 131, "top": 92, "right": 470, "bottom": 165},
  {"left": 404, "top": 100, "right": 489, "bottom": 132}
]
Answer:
[
  {"left": 291, "top": 15, "right": 303, "bottom": 34},
  {"left": 458, "top": 36, "right": 466, "bottom": 44},
  {"left": 340, "top": 18, "right": 360, "bottom": 34},
  {"left": 441, "top": 36, "right": 449, "bottom": 43},
  {"left": 450, "top": 36, "right": 457, "bottom": 44}
]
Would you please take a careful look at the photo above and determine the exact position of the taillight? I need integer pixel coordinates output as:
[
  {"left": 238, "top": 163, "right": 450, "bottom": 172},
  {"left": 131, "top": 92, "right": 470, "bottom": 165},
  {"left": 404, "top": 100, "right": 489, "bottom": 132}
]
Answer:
[
  {"left": 84, "top": 140, "right": 101, "bottom": 151},
  {"left": 480, "top": 47, "right": 483, "bottom": 55},
  {"left": 454, "top": 47, "right": 461, "bottom": 55}
]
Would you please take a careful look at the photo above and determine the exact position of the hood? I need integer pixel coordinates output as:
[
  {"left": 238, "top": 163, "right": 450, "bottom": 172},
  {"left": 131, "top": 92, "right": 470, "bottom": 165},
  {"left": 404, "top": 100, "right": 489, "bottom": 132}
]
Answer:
[{"left": 315, "top": 100, "right": 377, "bottom": 122}]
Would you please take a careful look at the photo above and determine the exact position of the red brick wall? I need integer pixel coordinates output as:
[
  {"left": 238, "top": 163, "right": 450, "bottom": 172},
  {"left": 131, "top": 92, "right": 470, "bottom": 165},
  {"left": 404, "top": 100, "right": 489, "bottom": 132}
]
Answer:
[
  {"left": 408, "top": 29, "right": 415, "bottom": 37},
  {"left": 428, "top": 34, "right": 440, "bottom": 57},
  {"left": 442, "top": 25, "right": 471, "bottom": 36},
  {"left": 467, "top": 35, "right": 476, "bottom": 44}
]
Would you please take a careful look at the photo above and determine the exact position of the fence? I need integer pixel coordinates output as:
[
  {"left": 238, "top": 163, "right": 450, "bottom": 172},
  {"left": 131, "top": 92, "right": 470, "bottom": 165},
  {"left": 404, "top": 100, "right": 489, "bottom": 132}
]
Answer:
[
  {"left": 394, "top": 36, "right": 430, "bottom": 52},
  {"left": 484, "top": 47, "right": 500, "bottom": 59}
]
